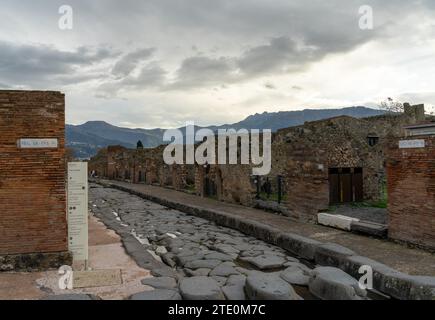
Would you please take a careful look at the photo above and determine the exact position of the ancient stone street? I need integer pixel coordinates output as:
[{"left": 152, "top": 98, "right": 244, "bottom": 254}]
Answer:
[{"left": 89, "top": 184, "right": 323, "bottom": 300}]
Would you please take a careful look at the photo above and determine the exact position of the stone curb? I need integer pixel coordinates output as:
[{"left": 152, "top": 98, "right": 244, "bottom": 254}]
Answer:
[{"left": 97, "top": 180, "right": 435, "bottom": 300}]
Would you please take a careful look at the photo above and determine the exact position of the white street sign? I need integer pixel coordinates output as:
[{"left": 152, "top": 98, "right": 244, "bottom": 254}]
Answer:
[
  {"left": 399, "top": 139, "right": 425, "bottom": 149},
  {"left": 17, "top": 138, "right": 58, "bottom": 148}
]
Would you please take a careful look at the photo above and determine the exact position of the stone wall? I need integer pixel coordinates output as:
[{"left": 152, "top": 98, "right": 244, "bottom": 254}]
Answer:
[
  {"left": 89, "top": 105, "right": 424, "bottom": 222},
  {"left": 270, "top": 111, "right": 422, "bottom": 221},
  {"left": 0, "top": 90, "right": 68, "bottom": 257},
  {"left": 387, "top": 135, "right": 435, "bottom": 250}
]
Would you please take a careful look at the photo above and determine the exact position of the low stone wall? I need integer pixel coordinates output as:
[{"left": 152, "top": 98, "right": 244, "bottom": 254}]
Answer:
[{"left": 99, "top": 180, "right": 435, "bottom": 300}]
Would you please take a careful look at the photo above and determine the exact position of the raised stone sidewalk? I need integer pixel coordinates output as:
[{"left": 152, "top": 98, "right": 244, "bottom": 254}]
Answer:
[{"left": 96, "top": 179, "right": 435, "bottom": 300}]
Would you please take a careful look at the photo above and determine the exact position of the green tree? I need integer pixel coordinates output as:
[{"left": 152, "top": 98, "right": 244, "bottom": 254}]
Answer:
[{"left": 136, "top": 140, "right": 144, "bottom": 149}]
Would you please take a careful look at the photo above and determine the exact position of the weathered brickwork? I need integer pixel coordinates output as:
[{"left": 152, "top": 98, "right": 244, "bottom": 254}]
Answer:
[
  {"left": 387, "top": 135, "right": 435, "bottom": 250},
  {"left": 0, "top": 90, "right": 68, "bottom": 256}
]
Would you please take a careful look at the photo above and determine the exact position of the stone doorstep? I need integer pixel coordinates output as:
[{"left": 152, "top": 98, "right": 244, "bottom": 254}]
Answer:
[
  {"left": 317, "top": 213, "right": 359, "bottom": 231},
  {"left": 100, "top": 181, "right": 435, "bottom": 300},
  {"left": 317, "top": 212, "right": 388, "bottom": 238}
]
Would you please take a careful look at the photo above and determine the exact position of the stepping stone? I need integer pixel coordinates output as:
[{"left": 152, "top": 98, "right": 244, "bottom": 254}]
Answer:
[
  {"left": 184, "top": 259, "right": 222, "bottom": 270},
  {"left": 308, "top": 267, "right": 367, "bottom": 300},
  {"left": 245, "top": 274, "right": 302, "bottom": 300},
  {"left": 210, "top": 263, "right": 240, "bottom": 277},
  {"left": 280, "top": 266, "right": 311, "bottom": 286},
  {"left": 130, "top": 289, "right": 182, "bottom": 300},
  {"left": 141, "top": 277, "right": 177, "bottom": 289},
  {"left": 179, "top": 276, "right": 225, "bottom": 300},
  {"left": 240, "top": 255, "right": 286, "bottom": 270}
]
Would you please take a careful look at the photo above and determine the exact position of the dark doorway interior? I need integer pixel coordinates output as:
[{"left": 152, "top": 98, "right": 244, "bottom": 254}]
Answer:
[{"left": 329, "top": 167, "right": 363, "bottom": 204}]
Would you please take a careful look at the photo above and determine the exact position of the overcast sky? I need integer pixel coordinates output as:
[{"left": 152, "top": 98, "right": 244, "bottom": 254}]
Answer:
[{"left": 1, "top": 0, "right": 435, "bottom": 128}]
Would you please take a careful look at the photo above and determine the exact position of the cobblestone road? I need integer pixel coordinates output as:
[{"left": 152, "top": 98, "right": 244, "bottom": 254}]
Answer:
[{"left": 90, "top": 184, "right": 370, "bottom": 300}]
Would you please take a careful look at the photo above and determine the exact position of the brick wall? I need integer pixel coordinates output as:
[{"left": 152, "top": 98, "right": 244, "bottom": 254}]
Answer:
[
  {"left": 0, "top": 90, "right": 67, "bottom": 255},
  {"left": 387, "top": 136, "right": 435, "bottom": 249}
]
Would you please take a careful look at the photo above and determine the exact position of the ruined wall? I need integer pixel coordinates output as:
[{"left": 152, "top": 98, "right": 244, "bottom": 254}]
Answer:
[
  {"left": 273, "top": 112, "right": 419, "bottom": 221},
  {"left": 0, "top": 90, "right": 68, "bottom": 255},
  {"left": 387, "top": 135, "right": 435, "bottom": 250},
  {"left": 89, "top": 107, "right": 423, "bottom": 222}
]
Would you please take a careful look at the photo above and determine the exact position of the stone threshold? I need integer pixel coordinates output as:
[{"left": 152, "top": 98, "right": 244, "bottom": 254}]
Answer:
[{"left": 98, "top": 180, "right": 435, "bottom": 300}]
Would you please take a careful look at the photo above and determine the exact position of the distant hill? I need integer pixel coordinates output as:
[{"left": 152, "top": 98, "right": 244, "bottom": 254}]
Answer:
[{"left": 66, "top": 106, "right": 385, "bottom": 159}]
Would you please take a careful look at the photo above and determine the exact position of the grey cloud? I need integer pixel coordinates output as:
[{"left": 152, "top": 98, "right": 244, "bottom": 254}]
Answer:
[
  {"left": 97, "top": 63, "right": 167, "bottom": 98},
  {"left": 237, "top": 37, "right": 306, "bottom": 76},
  {"left": 169, "top": 56, "right": 237, "bottom": 89},
  {"left": 0, "top": 40, "right": 118, "bottom": 87},
  {"left": 112, "top": 48, "right": 155, "bottom": 78},
  {"left": 264, "top": 82, "right": 276, "bottom": 90}
]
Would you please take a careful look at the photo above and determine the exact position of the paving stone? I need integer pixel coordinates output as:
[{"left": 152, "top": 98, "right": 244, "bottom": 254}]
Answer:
[
  {"left": 151, "top": 267, "right": 178, "bottom": 278},
  {"left": 280, "top": 266, "right": 310, "bottom": 286},
  {"left": 130, "top": 289, "right": 182, "bottom": 300},
  {"left": 211, "top": 276, "right": 228, "bottom": 286},
  {"left": 175, "top": 253, "right": 205, "bottom": 266},
  {"left": 184, "top": 259, "right": 222, "bottom": 270},
  {"left": 179, "top": 276, "right": 225, "bottom": 300},
  {"left": 156, "top": 246, "right": 168, "bottom": 255},
  {"left": 227, "top": 274, "right": 246, "bottom": 287},
  {"left": 213, "top": 244, "right": 240, "bottom": 255},
  {"left": 161, "top": 253, "right": 177, "bottom": 268},
  {"left": 210, "top": 263, "right": 240, "bottom": 277},
  {"left": 240, "top": 250, "right": 263, "bottom": 257},
  {"left": 141, "top": 277, "right": 177, "bottom": 289},
  {"left": 204, "top": 252, "right": 233, "bottom": 262},
  {"left": 184, "top": 268, "right": 211, "bottom": 276},
  {"left": 239, "top": 254, "right": 286, "bottom": 270},
  {"left": 222, "top": 284, "right": 247, "bottom": 300},
  {"left": 245, "top": 274, "right": 302, "bottom": 300},
  {"left": 308, "top": 267, "right": 367, "bottom": 300}
]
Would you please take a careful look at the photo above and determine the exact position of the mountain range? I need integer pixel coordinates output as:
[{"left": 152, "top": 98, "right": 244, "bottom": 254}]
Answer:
[{"left": 66, "top": 106, "right": 385, "bottom": 159}]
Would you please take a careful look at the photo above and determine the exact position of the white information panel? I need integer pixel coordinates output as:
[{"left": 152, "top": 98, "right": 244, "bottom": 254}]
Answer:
[{"left": 67, "top": 162, "right": 89, "bottom": 261}]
